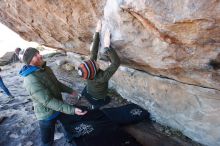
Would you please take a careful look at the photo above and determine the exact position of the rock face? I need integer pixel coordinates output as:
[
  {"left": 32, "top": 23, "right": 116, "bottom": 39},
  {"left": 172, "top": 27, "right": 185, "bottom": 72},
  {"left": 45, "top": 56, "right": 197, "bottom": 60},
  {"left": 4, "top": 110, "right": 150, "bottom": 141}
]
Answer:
[
  {"left": 0, "top": 0, "right": 220, "bottom": 146},
  {"left": 0, "top": 0, "right": 105, "bottom": 54},
  {"left": 103, "top": 0, "right": 220, "bottom": 90},
  {"left": 109, "top": 65, "right": 220, "bottom": 146}
]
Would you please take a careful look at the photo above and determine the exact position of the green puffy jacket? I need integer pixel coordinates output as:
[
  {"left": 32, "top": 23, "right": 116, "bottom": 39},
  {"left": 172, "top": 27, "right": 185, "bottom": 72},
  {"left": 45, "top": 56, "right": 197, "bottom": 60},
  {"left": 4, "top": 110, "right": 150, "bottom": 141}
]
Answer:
[
  {"left": 23, "top": 64, "right": 75, "bottom": 120},
  {"left": 86, "top": 32, "right": 121, "bottom": 99}
]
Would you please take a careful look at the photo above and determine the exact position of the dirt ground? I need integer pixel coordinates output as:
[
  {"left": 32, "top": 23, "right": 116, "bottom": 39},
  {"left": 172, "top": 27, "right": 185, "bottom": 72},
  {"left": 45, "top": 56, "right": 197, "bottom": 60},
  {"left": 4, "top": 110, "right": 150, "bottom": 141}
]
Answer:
[{"left": 0, "top": 53, "right": 202, "bottom": 146}]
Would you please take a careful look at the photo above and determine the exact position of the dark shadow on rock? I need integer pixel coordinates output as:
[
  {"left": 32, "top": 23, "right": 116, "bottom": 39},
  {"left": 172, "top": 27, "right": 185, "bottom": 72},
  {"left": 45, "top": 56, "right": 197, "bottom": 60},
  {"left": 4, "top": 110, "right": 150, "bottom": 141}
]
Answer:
[
  {"left": 0, "top": 116, "right": 7, "bottom": 124},
  {"left": 124, "top": 121, "right": 202, "bottom": 146},
  {"left": 209, "top": 53, "right": 220, "bottom": 70}
]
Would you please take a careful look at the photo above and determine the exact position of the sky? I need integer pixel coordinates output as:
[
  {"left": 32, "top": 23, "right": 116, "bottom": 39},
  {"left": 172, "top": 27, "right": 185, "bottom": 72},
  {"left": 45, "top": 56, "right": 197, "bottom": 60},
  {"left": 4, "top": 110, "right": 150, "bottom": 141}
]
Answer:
[{"left": 0, "top": 23, "right": 38, "bottom": 57}]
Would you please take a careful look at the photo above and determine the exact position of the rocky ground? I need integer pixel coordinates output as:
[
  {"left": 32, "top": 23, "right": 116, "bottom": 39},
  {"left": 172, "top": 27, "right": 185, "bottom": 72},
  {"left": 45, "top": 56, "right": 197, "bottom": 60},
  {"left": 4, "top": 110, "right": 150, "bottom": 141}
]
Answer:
[{"left": 0, "top": 52, "right": 203, "bottom": 146}]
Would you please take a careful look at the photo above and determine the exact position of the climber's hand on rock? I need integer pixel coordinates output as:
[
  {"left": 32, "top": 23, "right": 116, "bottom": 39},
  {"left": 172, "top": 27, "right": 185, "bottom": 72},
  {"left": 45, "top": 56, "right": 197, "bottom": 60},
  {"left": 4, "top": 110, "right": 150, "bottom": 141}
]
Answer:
[{"left": 96, "top": 20, "right": 102, "bottom": 33}]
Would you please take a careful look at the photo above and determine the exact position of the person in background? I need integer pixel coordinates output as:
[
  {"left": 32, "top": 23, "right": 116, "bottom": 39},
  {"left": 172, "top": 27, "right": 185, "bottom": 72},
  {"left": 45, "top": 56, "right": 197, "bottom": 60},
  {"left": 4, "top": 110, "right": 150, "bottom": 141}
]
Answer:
[
  {"left": 15, "top": 47, "right": 24, "bottom": 62},
  {"left": 77, "top": 20, "right": 121, "bottom": 109},
  {"left": 19, "top": 47, "right": 87, "bottom": 145},
  {"left": 15, "top": 47, "right": 21, "bottom": 56},
  {"left": 0, "top": 68, "right": 14, "bottom": 98}
]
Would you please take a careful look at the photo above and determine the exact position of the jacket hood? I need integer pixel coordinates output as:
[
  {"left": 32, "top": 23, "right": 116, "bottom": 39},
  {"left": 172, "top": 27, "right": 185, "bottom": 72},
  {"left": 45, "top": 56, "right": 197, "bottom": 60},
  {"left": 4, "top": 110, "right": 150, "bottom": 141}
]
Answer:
[
  {"left": 19, "top": 65, "right": 40, "bottom": 77},
  {"left": 19, "top": 61, "right": 47, "bottom": 77}
]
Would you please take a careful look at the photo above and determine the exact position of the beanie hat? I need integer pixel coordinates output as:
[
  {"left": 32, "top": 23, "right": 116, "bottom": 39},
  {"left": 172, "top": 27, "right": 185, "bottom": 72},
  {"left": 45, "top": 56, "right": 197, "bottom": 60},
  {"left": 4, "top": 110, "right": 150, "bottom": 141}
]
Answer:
[
  {"left": 23, "top": 47, "right": 39, "bottom": 64},
  {"left": 78, "top": 60, "right": 97, "bottom": 80}
]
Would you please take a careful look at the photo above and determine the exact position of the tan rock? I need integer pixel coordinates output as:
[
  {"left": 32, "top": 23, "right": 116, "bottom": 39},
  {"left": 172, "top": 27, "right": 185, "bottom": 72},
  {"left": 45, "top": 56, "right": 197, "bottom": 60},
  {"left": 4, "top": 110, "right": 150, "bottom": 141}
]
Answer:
[{"left": 62, "top": 63, "right": 74, "bottom": 71}]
